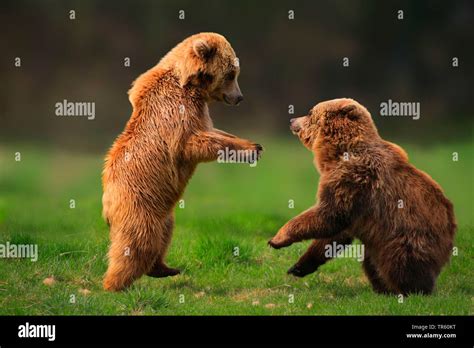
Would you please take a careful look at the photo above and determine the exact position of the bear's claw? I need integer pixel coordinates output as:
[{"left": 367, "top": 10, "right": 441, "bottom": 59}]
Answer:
[
  {"left": 287, "top": 264, "right": 311, "bottom": 277},
  {"left": 287, "top": 262, "right": 320, "bottom": 278}
]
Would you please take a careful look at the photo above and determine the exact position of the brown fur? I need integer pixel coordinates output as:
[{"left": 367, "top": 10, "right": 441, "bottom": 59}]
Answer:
[
  {"left": 269, "top": 98, "right": 456, "bottom": 295},
  {"left": 102, "top": 33, "right": 262, "bottom": 291}
]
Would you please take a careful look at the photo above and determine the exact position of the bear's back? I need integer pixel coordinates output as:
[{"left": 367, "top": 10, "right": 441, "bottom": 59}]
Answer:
[{"left": 352, "top": 142, "right": 456, "bottom": 254}]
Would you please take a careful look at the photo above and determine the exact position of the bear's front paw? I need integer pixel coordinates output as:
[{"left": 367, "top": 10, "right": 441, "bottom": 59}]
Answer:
[
  {"left": 268, "top": 235, "right": 293, "bottom": 249},
  {"left": 248, "top": 143, "right": 263, "bottom": 163},
  {"left": 254, "top": 143, "right": 264, "bottom": 153},
  {"left": 287, "top": 263, "right": 319, "bottom": 278}
]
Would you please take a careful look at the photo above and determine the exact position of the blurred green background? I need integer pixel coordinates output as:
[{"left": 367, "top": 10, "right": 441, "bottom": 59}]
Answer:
[
  {"left": 1, "top": 0, "right": 473, "bottom": 149},
  {"left": 0, "top": 0, "right": 472, "bottom": 314}
]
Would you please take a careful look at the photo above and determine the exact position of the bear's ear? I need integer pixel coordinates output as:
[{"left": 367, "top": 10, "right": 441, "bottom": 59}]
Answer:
[
  {"left": 339, "top": 104, "right": 358, "bottom": 120},
  {"left": 193, "top": 39, "right": 217, "bottom": 61}
]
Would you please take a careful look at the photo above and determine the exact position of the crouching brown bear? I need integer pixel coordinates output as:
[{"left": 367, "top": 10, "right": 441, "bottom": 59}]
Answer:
[
  {"left": 268, "top": 98, "right": 456, "bottom": 295},
  {"left": 102, "top": 32, "right": 262, "bottom": 291}
]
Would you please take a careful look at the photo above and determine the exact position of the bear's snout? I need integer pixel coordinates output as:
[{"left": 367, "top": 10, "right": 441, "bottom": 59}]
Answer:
[
  {"left": 222, "top": 79, "right": 244, "bottom": 106},
  {"left": 234, "top": 94, "right": 244, "bottom": 105},
  {"left": 290, "top": 118, "right": 301, "bottom": 133},
  {"left": 223, "top": 93, "right": 244, "bottom": 106}
]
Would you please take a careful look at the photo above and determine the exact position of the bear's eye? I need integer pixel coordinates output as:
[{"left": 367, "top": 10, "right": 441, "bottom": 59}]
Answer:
[
  {"left": 225, "top": 71, "right": 235, "bottom": 81},
  {"left": 197, "top": 72, "right": 214, "bottom": 86}
]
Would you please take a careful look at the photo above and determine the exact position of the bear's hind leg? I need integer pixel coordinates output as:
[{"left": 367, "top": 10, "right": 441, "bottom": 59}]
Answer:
[
  {"left": 147, "top": 214, "right": 181, "bottom": 278},
  {"left": 388, "top": 262, "right": 436, "bottom": 296},
  {"left": 147, "top": 263, "right": 181, "bottom": 278},
  {"left": 380, "top": 239, "right": 438, "bottom": 296},
  {"left": 103, "top": 232, "right": 158, "bottom": 291},
  {"left": 362, "top": 256, "right": 391, "bottom": 294}
]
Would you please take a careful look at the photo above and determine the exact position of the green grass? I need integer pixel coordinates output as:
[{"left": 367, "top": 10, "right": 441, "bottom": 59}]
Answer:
[{"left": 0, "top": 138, "right": 472, "bottom": 315}]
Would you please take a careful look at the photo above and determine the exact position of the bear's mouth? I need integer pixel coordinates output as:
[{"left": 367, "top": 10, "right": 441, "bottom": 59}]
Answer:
[
  {"left": 290, "top": 124, "right": 301, "bottom": 135},
  {"left": 223, "top": 94, "right": 232, "bottom": 105}
]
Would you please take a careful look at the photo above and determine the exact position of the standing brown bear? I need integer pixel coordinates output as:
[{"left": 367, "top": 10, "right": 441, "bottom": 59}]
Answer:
[
  {"left": 269, "top": 98, "right": 456, "bottom": 295},
  {"left": 102, "top": 33, "right": 262, "bottom": 291}
]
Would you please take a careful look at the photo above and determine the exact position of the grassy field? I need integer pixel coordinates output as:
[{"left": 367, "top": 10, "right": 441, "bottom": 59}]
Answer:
[{"left": 0, "top": 138, "right": 472, "bottom": 315}]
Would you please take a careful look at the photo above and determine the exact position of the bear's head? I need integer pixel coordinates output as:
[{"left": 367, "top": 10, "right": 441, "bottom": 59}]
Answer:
[
  {"left": 290, "top": 98, "right": 379, "bottom": 151},
  {"left": 174, "top": 32, "right": 243, "bottom": 105}
]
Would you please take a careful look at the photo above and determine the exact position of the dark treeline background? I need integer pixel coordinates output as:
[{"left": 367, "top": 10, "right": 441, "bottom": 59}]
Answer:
[{"left": 1, "top": 0, "right": 472, "bottom": 151}]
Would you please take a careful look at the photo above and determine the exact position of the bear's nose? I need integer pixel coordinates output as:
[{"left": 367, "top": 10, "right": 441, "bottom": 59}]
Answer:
[
  {"left": 236, "top": 95, "right": 244, "bottom": 104},
  {"left": 290, "top": 118, "right": 301, "bottom": 132}
]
